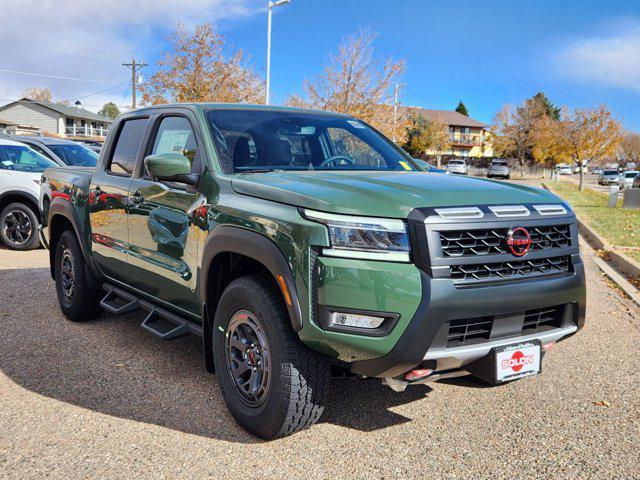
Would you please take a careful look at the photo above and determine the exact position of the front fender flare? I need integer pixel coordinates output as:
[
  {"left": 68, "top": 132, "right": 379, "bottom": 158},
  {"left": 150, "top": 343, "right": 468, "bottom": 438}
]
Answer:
[{"left": 200, "top": 225, "right": 303, "bottom": 332}]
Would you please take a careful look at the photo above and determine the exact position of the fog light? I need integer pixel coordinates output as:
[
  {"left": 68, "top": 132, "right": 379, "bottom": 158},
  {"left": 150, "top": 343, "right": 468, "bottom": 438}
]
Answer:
[{"left": 330, "top": 312, "right": 385, "bottom": 329}]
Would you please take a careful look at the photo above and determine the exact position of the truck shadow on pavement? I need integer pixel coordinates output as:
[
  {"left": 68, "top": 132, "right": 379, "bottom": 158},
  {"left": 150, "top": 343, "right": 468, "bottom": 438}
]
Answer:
[{"left": 0, "top": 267, "right": 431, "bottom": 443}]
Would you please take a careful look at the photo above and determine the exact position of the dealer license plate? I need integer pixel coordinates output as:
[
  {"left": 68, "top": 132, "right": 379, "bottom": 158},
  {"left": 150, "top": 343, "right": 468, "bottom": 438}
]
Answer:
[{"left": 495, "top": 341, "right": 541, "bottom": 383}]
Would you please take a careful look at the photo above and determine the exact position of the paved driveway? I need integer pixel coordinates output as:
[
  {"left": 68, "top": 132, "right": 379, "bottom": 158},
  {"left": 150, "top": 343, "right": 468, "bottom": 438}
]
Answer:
[{"left": 0, "top": 245, "right": 638, "bottom": 479}]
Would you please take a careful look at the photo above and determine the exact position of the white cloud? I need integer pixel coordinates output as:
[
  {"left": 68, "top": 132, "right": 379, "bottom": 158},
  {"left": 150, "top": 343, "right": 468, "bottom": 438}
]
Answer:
[
  {"left": 0, "top": 0, "right": 262, "bottom": 111},
  {"left": 553, "top": 21, "right": 640, "bottom": 92}
]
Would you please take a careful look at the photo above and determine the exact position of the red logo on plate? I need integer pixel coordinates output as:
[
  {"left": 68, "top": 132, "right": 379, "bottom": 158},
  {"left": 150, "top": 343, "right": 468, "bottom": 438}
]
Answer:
[
  {"left": 506, "top": 227, "right": 532, "bottom": 257},
  {"left": 501, "top": 350, "right": 534, "bottom": 372}
]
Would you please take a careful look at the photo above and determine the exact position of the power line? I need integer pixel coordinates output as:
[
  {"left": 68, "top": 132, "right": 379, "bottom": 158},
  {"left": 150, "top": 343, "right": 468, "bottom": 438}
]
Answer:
[
  {"left": 0, "top": 99, "right": 130, "bottom": 108},
  {"left": 76, "top": 83, "right": 128, "bottom": 101},
  {"left": 0, "top": 68, "right": 108, "bottom": 83},
  {"left": 0, "top": 29, "right": 121, "bottom": 60}
]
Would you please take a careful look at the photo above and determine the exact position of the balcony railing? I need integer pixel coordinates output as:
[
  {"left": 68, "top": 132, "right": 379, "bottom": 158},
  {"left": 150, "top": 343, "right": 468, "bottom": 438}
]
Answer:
[
  {"left": 65, "top": 125, "right": 109, "bottom": 137},
  {"left": 449, "top": 134, "right": 484, "bottom": 145}
]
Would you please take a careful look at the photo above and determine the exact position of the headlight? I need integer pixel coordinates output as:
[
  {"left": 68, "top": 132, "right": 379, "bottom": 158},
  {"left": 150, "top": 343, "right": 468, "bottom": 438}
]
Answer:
[{"left": 302, "top": 209, "right": 410, "bottom": 262}]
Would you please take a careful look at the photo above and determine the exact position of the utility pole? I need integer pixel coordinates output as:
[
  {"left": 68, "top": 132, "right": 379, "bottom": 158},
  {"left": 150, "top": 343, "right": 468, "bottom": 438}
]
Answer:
[{"left": 122, "top": 58, "right": 147, "bottom": 110}]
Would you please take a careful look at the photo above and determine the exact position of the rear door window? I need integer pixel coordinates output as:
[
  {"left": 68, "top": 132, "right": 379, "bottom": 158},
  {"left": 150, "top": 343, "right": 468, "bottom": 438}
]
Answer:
[{"left": 107, "top": 118, "right": 149, "bottom": 176}]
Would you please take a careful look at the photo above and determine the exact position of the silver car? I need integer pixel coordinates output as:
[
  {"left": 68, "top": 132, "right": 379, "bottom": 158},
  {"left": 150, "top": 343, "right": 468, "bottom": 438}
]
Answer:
[
  {"left": 487, "top": 159, "right": 510, "bottom": 179},
  {"left": 618, "top": 171, "right": 639, "bottom": 190},
  {"left": 598, "top": 169, "right": 620, "bottom": 185},
  {"left": 446, "top": 159, "right": 468, "bottom": 175}
]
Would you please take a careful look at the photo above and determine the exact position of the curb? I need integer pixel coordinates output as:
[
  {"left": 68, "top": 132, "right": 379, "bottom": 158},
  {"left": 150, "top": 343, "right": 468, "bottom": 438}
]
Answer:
[
  {"left": 542, "top": 182, "right": 640, "bottom": 283},
  {"left": 593, "top": 257, "right": 640, "bottom": 308}
]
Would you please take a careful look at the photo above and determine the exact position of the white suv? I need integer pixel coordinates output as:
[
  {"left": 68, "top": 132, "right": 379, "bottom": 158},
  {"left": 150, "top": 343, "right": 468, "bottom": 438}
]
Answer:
[
  {"left": 446, "top": 159, "right": 468, "bottom": 175},
  {"left": 0, "top": 138, "right": 57, "bottom": 249}
]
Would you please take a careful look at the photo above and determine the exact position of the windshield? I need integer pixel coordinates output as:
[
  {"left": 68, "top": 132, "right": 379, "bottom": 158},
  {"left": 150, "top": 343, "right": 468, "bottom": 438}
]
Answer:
[
  {"left": 0, "top": 145, "right": 57, "bottom": 172},
  {"left": 491, "top": 160, "right": 507, "bottom": 165},
  {"left": 625, "top": 172, "right": 638, "bottom": 178},
  {"left": 449, "top": 161, "right": 464, "bottom": 165},
  {"left": 206, "top": 109, "right": 416, "bottom": 174},
  {"left": 603, "top": 170, "right": 618, "bottom": 175},
  {"left": 48, "top": 143, "right": 98, "bottom": 167}
]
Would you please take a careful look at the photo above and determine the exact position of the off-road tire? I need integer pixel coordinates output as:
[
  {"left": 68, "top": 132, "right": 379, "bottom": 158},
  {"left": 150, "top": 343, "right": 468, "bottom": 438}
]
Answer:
[
  {"left": 54, "top": 230, "right": 102, "bottom": 321},
  {"left": 0, "top": 202, "right": 40, "bottom": 250},
  {"left": 213, "top": 274, "right": 330, "bottom": 439}
]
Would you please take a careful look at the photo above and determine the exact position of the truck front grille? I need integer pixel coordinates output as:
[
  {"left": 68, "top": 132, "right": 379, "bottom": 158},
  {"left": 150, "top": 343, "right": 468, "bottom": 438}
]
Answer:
[
  {"left": 440, "top": 224, "right": 571, "bottom": 258},
  {"left": 410, "top": 203, "right": 579, "bottom": 286},
  {"left": 450, "top": 255, "right": 571, "bottom": 283}
]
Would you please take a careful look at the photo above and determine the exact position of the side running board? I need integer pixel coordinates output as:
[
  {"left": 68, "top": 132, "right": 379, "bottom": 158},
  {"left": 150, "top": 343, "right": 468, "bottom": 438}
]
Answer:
[
  {"left": 100, "top": 288, "right": 138, "bottom": 314},
  {"left": 100, "top": 284, "right": 202, "bottom": 339}
]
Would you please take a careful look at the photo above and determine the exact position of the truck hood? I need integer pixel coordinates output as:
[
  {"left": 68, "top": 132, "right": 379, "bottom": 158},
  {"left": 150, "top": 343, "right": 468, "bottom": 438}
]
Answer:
[{"left": 231, "top": 171, "right": 560, "bottom": 218}]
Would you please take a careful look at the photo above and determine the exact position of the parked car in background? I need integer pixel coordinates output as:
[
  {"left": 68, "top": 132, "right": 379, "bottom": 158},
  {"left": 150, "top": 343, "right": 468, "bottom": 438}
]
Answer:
[
  {"left": 556, "top": 164, "right": 572, "bottom": 175},
  {"left": 598, "top": 169, "right": 621, "bottom": 185},
  {"left": 75, "top": 139, "right": 103, "bottom": 154},
  {"left": 618, "top": 171, "right": 639, "bottom": 190},
  {"left": 412, "top": 158, "right": 448, "bottom": 173},
  {"left": 5, "top": 135, "right": 98, "bottom": 167},
  {"left": 0, "top": 138, "right": 57, "bottom": 249},
  {"left": 487, "top": 159, "right": 510, "bottom": 179},
  {"left": 591, "top": 167, "right": 603, "bottom": 175},
  {"left": 446, "top": 159, "right": 468, "bottom": 175},
  {"left": 633, "top": 174, "right": 640, "bottom": 189}
]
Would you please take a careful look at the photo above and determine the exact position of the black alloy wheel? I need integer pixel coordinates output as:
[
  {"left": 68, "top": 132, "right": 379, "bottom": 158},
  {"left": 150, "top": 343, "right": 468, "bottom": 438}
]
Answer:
[{"left": 225, "top": 310, "right": 272, "bottom": 407}]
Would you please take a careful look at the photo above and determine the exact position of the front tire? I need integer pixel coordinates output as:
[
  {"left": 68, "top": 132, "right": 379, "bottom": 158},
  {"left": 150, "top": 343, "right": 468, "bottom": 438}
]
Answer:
[
  {"left": 213, "top": 275, "right": 330, "bottom": 439},
  {"left": 54, "top": 230, "right": 102, "bottom": 321},
  {"left": 0, "top": 202, "right": 40, "bottom": 250}
]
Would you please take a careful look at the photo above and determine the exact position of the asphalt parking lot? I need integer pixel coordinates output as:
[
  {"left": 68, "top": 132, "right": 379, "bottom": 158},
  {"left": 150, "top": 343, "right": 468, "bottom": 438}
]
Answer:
[{"left": 1, "top": 244, "right": 639, "bottom": 479}]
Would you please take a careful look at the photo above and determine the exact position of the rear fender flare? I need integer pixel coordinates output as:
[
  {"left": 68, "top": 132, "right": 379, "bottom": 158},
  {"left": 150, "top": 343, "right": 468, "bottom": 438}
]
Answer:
[{"left": 47, "top": 198, "right": 100, "bottom": 288}]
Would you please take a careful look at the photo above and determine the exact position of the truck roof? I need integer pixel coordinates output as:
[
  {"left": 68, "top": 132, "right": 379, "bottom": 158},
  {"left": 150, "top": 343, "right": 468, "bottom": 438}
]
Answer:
[{"left": 130, "top": 103, "right": 351, "bottom": 118}]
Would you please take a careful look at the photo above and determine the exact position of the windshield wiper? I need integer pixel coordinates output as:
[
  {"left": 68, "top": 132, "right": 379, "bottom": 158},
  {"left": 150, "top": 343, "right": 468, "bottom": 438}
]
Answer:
[{"left": 237, "top": 168, "right": 279, "bottom": 174}]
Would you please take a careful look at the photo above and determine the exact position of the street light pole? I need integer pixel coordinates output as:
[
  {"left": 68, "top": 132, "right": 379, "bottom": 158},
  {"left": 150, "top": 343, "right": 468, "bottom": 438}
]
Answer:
[{"left": 266, "top": 0, "right": 290, "bottom": 105}]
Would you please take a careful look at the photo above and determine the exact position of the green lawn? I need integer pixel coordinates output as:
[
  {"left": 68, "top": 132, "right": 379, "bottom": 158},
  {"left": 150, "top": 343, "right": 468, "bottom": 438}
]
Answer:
[{"left": 545, "top": 182, "right": 640, "bottom": 263}]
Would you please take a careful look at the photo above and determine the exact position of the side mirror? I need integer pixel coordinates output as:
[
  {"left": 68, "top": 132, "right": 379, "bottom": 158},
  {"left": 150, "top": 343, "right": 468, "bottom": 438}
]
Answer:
[{"left": 144, "top": 152, "right": 198, "bottom": 185}]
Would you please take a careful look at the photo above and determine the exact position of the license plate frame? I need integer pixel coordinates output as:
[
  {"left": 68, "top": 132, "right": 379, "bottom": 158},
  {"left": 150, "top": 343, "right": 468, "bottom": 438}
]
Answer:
[{"left": 494, "top": 340, "right": 541, "bottom": 383}]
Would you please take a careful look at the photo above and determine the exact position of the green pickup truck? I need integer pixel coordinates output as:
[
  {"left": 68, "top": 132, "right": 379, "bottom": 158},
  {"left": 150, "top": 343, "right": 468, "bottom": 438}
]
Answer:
[{"left": 40, "top": 104, "right": 585, "bottom": 438}]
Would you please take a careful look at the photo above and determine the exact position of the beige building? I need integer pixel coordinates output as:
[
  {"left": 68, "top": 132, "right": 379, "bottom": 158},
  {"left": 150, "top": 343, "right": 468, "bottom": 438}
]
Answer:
[{"left": 413, "top": 108, "right": 493, "bottom": 158}]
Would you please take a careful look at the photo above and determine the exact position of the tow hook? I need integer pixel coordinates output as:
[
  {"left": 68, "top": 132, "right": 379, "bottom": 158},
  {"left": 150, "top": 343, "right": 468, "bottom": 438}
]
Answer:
[
  {"left": 382, "top": 377, "right": 408, "bottom": 392},
  {"left": 383, "top": 367, "right": 436, "bottom": 392}
]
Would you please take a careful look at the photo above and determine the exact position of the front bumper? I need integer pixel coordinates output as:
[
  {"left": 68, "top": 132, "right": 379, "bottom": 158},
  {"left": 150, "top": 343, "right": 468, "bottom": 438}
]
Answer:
[{"left": 347, "top": 258, "right": 585, "bottom": 378}]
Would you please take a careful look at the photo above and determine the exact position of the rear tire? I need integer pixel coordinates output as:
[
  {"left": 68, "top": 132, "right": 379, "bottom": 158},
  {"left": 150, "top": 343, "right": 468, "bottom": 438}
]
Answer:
[
  {"left": 213, "top": 274, "right": 330, "bottom": 439},
  {"left": 54, "top": 230, "right": 102, "bottom": 321},
  {"left": 0, "top": 203, "right": 40, "bottom": 250}
]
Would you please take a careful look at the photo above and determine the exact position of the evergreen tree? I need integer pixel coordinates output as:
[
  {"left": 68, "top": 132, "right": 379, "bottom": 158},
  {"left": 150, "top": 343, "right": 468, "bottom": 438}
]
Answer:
[
  {"left": 531, "top": 92, "right": 560, "bottom": 120},
  {"left": 455, "top": 100, "right": 469, "bottom": 116}
]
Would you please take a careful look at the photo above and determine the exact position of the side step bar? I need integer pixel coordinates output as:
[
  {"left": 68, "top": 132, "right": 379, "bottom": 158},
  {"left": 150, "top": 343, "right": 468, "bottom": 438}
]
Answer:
[{"left": 101, "top": 284, "right": 203, "bottom": 339}]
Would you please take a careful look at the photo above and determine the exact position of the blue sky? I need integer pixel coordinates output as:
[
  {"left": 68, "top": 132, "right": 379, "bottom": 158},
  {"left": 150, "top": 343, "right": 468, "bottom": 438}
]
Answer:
[{"left": 2, "top": 0, "right": 640, "bottom": 129}]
